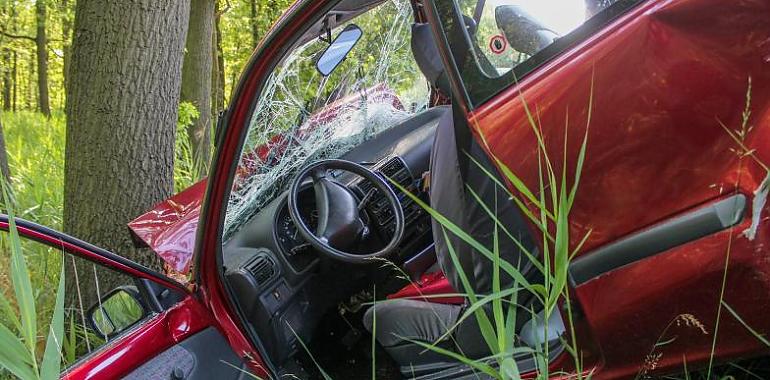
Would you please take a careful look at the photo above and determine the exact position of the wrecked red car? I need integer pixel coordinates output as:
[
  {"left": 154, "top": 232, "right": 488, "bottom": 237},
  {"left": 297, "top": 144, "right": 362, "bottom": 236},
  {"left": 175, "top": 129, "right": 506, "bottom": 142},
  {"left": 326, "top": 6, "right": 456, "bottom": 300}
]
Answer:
[{"left": 6, "top": 0, "right": 770, "bottom": 378}]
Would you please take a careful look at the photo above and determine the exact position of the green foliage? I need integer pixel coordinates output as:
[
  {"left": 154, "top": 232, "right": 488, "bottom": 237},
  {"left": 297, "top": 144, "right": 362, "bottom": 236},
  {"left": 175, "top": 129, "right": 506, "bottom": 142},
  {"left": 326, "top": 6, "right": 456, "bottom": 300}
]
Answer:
[
  {"left": 175, "top": 101, "right": 204, "bottom": 191},
  {"left": 0, "top": 182, "right": 66, "bottom": 380},
  {"left": 1, "top": 111, "right": 65, "bottom": 228}
]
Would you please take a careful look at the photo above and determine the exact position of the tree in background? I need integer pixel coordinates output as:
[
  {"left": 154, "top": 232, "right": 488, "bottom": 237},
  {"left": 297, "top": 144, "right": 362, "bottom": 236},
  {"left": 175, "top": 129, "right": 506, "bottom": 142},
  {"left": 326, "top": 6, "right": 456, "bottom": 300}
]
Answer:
[
  {"left": 35, "top": 0, "right": 50, "bottom": 117},
  {"left": 64, "top": 0, "right": 190, "bottom": 303},
  {"left": 212, "top": 1, "right": 227, "bottom": 119},
  {"left": 181, "top": 0, "right": 215, "bottom": 177},
  {"left": 0, "top": 0, "right": 53, "bottom": 115},
  {"left": 0, "top": 113, "right": 9, "bottom": 181}
]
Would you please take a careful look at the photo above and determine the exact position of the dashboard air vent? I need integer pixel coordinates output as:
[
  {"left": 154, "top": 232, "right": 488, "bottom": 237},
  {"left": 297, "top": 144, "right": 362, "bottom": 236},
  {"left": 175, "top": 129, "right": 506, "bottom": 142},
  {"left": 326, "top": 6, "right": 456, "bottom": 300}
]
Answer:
[{"left": 247, "top": 255, "right": 276, "bottom": 287}]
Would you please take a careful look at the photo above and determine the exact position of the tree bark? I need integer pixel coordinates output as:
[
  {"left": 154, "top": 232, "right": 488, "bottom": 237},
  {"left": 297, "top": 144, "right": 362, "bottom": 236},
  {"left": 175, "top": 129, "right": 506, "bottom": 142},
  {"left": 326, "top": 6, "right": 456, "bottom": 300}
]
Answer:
[
  {"left": 2, "top": 50, "right": 10, "bottom": 111},
  {"left": 11, "top": 52, "right": 17, "bottom": 112},
  {"left": 0, "top": 113, "right": 10, "bottom": 182},
  {"left": 61, "top": 0, "right": 73, "bottom": 98},
  {"left": 35, "top": 0, "right": 50, "bottom": 117},
  {"left": 180, "top": 0, "right": 214, "bottom": 177},
  {"left": 250, "top": 0, "right": 259, "bottom": 49},
  {"left": 212, "top": 4, "right": 225, "bottom": 118},
  {"left": 64, "top": 0, "right": 190, "bottom": 305}
]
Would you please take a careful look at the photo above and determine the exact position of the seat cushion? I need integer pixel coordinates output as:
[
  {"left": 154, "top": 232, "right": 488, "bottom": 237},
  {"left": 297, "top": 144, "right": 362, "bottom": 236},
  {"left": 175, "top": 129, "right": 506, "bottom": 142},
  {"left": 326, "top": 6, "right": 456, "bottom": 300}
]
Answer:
[
  {"left": 363, "top": 299, "right": 493, "bottom": 376},
  {"left": 364, "top": 299, "right": 461, "bottom": 347}
]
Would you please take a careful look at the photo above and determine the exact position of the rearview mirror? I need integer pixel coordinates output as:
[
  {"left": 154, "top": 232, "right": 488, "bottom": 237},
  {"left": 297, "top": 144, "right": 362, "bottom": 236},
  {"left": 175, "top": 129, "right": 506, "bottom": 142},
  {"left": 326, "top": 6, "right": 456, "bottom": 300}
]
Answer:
[
  {"left": 495, "top": 5, "right": 559, "bottom": 56},
  {"left": 316, "top": 24, "right": 363, "bottom": 77},
  {"left": 87, "top": 286, "right": 146, "bottom": 338}
]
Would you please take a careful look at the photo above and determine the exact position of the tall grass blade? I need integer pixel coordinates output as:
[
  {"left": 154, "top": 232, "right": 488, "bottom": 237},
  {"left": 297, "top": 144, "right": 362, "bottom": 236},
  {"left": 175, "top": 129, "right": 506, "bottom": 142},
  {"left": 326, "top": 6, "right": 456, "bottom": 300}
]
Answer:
[
  {"left": 388, "top": 177, "right": 536, "bottom": 292},
  {"left": 440, "top": 228, "right": 500, "bottom": 354},
  {"left": 0, "top": 286, "right": 22, "bottom": 332},
  {"left": 41, "top": 266, "right": 65, "bottom": 379},
  {"left": 722, "top": 301, "right": 770, "bottom": 347},
  {"left": 2, "top": 180, "right": 38, "bottom": 373},
  {"left": 286, "top": 322, "right": 332, "bottom": 380},
  {"left": 0, "top": 322, "right": 36, "bottom": 379},
  {"left": 399, "top": 336, "right": 501, "bottom": 379}
]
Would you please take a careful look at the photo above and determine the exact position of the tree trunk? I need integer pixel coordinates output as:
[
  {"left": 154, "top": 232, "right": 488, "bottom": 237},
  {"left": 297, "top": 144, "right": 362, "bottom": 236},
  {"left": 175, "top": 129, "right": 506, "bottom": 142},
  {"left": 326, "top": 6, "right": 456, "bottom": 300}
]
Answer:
[
  {"left": 11, "top": 52, "right": 17, "bottom": 112},
  {"left": 61, "top": 0, "right": 73, "bottom": 98},
  {"left": 2, "top": 50, "right": 10, "bottom": 111},
  {"left": 35, "top": 0, "right": 50, "bottom": 117},
  {"left": 212, "top": 6, "right": 225, "bottom": 118},
  {"left": 250, "top": 0, "right": 259, "bottom": 48},
  {"left": 180, "top": 0, "right": 214, "bottom": 177},
  {"left": 0, "top": 113, "right": 10, "bottom": 182},
  {"left": 64, "top": 0, "right": 190, "bottom": 305},
  {"left": 27, "top": 51, "right": 34, "bottom": 110}
]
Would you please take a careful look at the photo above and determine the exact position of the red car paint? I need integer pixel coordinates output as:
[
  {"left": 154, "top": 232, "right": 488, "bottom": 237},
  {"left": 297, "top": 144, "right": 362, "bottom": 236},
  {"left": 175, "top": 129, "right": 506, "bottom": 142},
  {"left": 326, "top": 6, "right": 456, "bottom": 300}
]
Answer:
[
  {"left": 0, "top": 220, "right": 213, "bottom": 379},
  {"left": 459, "top": 0, "right": 770, "bottom": 376},
  {"left": 387, "top": 271, "right": 465, "bottom": 304},
  {"left": 63, "top": 297, "right": 212, "bottom": 380},
  {"left": 60, "top": 0, "right": 770, "bottom": 378},
  {"left": 193, "top": 2, "right": 334, "bottom": 378},
  {"left": 128, "top": 84, "right": 403, "bottom": 275}
]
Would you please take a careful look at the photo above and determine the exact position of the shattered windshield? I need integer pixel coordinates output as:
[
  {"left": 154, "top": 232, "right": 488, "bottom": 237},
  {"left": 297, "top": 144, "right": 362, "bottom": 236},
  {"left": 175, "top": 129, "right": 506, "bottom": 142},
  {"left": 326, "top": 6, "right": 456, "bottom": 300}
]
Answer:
[{"left": 224, "top": 0, "right": 428, "bottom": 239}]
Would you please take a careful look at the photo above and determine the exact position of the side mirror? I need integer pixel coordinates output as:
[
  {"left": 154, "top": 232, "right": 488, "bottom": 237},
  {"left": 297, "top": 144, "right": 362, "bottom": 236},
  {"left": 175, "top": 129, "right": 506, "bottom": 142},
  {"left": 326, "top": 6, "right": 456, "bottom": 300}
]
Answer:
[
  {"left": 316, "top": 24, "right": 363, "bottom": 77},
  {"left": 494, "top": 5, "right": 559, "bottom": 56},
  {"left": 87, "top": 286, "right": 146, "bottom": 339}
]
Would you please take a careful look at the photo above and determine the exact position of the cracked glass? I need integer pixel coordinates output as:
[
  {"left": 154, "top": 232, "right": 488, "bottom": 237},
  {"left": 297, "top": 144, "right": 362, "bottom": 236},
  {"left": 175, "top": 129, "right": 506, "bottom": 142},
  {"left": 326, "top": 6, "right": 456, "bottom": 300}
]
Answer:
[{"left": 224, "top": 0, "right": 428, "bottom": 239}]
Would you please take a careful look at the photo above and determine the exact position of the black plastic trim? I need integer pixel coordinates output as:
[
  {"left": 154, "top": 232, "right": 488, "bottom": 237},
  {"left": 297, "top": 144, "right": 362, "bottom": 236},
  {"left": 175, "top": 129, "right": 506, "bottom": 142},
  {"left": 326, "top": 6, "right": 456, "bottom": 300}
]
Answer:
[{"left": 569, "top": 194, "right": 747, "bottom": 286}]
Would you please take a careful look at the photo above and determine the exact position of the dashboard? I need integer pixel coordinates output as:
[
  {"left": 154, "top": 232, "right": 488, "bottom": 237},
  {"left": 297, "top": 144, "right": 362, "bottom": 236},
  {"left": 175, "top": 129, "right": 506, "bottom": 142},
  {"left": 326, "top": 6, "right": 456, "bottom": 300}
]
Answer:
[{"left": 221, "top": 106, "right": 448, "bottom": 366}]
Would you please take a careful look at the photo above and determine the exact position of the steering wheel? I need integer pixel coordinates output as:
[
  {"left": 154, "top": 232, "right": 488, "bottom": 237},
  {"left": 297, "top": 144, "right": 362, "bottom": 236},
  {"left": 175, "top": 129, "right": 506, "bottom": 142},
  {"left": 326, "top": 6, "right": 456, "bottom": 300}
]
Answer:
[{"left": 288, "top": 159, "right": 405, "bottom": 264}]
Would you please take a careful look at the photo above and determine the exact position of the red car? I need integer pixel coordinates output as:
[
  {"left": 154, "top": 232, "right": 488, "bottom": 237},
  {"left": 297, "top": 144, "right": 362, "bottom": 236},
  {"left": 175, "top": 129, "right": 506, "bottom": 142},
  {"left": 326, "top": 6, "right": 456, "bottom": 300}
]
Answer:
[{"left": 8, "top": 0, "right": 770, "bottom": 378}]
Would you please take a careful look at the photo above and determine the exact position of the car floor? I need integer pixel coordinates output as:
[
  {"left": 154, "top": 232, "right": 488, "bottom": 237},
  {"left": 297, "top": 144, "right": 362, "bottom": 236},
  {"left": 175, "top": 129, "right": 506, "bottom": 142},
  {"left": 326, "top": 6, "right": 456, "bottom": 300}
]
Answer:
[{"left": 298, "top": 305, "right": 403, "bottom": 379}]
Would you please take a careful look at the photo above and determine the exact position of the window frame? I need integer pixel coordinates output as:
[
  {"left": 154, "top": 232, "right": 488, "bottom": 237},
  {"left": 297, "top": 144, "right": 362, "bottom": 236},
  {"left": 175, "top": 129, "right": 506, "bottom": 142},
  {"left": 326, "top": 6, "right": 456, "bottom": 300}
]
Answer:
[{"left": 429, "top": 0, "right": 647, "bottom": 109}]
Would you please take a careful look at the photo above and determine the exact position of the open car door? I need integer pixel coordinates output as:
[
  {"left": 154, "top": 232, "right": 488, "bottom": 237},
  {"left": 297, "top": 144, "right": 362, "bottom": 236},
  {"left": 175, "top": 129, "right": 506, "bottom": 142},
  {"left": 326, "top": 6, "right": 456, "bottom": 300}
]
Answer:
[
  {"left": 429, "top": 0, "right": 770, "bottom": 377},
  {"left": 0, "top": 215, "right": 251, "bottom": 379}
]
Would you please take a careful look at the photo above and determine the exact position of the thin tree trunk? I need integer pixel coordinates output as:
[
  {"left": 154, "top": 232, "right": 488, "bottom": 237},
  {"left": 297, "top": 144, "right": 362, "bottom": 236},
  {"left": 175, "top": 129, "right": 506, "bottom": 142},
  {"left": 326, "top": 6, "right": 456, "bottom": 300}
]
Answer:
[
  {"left": 61, "top": 0, "right": 72, "bottom": 98},
  {"left": 2, "top": 50, "right": 10, "bottom": 111},
  {"left": 213, "top": 6, "right": 225, "bottom": 118},
  {"left": 180, "top": 0, "right": 214, "bottom": 177},
  {"left": 27, "top": 51, "right": 34, "bottom": 110},
  {"left": 35, "top": 0, "right": 50, "bottom": 117},
  {"left": 11, "top": 52, "right": 17, "bottom": 112},
  {"left": 0, "top": 113, "right": 10, "bottom": 181},
  {"left": 250, "top": 0, "right": 258, "bottom": 48},
  {"left": 211, "top": 16, "right": 220, "bottom": 121},
  {"left": 0, "top": 3, "right": 10, "bottom": 112},
  {"left": 64, "top": 0, "right": 190, "bottom": 306}
]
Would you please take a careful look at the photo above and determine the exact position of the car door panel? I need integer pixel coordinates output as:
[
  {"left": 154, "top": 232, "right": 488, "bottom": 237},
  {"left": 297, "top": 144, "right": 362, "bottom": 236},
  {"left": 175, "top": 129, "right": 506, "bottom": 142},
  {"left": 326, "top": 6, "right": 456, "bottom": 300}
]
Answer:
[
  {"left": 461, "top": 0, "right": 770, "bottom": 376},
  {"left": 0, "top": 215, "right": 249, "bottom": 379},
  {"left": 122, "top": 327, "right": 249, "bottom": 380}
]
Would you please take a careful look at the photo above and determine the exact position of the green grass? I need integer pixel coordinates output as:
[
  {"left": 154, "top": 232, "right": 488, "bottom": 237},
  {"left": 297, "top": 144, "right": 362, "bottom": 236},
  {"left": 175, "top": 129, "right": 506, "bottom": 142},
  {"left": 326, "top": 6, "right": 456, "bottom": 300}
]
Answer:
[
  {"left": 0, "top": 180, "right": 66, "bottom": 380},
  {"left": 2, "top": 111, "right": 65, "bottom": 228},
  {"left": 0, "top": 108, "right": 202, "bottom": 378}
]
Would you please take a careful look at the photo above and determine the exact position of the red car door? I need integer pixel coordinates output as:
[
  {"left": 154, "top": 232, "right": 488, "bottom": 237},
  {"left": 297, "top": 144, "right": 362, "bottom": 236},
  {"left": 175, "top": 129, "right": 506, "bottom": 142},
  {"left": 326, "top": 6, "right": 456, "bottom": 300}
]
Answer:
[
  {"left": 0, "top": 215, "right": 251, "bottom": 379},
  {"left": 428, "top": 0, "right": 770, "bottom": 377}
]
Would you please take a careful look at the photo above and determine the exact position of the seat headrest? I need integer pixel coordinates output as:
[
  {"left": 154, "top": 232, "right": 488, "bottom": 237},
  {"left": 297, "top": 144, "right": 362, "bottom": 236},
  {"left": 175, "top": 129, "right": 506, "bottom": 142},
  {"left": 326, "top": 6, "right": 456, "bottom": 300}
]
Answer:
[
  {"left": 410, "top": 23, "right": 445, "bottom": 86},
  {"left": 410, "top": 16, "right": 477, "bottom": 97}
]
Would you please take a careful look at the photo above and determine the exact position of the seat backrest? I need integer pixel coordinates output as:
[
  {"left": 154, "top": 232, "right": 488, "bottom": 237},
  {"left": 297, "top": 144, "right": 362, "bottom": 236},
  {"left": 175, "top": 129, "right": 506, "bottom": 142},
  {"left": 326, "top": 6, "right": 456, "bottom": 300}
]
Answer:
[
  {"left": 411, "top": 22, "right": 450, "bottom": 95},
  {"left": 429, "top": 108, "right": 540, "bottom": 297}
]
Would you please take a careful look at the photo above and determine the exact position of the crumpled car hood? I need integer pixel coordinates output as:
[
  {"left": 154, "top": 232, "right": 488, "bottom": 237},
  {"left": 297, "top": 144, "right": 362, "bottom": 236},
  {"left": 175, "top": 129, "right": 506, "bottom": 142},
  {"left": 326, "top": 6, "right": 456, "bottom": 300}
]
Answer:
[{"left": 128, "top": 179, "right": 207, "bottom": 274}]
